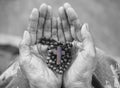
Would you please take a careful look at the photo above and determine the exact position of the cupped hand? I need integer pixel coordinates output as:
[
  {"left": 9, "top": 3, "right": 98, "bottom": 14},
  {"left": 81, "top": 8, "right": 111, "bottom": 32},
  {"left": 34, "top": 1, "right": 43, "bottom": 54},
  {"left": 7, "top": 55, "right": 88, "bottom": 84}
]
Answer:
[
  {"left": 58, "top": 3, "right": 97, "bottom": 88},
  {"left": 19, "top": 4, "right": 62, "bottom": 88}
]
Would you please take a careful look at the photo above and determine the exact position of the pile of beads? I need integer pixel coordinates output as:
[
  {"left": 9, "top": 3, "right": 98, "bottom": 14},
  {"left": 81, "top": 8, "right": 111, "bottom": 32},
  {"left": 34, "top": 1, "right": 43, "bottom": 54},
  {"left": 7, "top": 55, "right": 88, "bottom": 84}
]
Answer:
[{"left": 39, "top": 37, "right": 73, "bottom": 74}]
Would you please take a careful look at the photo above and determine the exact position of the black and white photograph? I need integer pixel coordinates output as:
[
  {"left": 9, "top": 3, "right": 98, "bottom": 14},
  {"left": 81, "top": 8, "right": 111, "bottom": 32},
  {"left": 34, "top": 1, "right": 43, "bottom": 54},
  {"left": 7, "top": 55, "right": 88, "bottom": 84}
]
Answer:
[{"left": 0, "top": 0, "right": 120, "bottom": 88}]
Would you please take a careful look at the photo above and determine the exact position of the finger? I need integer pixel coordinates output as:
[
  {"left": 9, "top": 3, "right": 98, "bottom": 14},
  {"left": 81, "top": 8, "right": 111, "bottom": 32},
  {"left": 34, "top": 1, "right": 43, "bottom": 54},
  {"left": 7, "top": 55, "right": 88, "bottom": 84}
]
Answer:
[
  {"left": 57, "top": 17, "right": 66, "bottom": 43},
  {"left": 31, "top": 44, "right": 48, "bottom": 60},
  {"left": 44, "top": 5, "right": 53, "bottom": 39},
  {"left": 37, "top": 3, "right": 47, "bottom": 42},
  {"left": 51, "top": 17, "right": 58, "bottom": 41},
  {"left": 72, "top": 40, "right": 83, "bottom": 50},
  {"left": 81, "top": 23, "right": 95, "bottom": 55},
  {"left": 19, "top": 31, "right": 31, "bottom": 57},
  {"left": 63, "top": 3, "right": 75, "bottom": 40},
  {"left": 65, "top": 5, "right": 82, "bottom": 41},
  {"left": 37, "top": 44, "right": 48, "bottom": 55},
  {"left": 27, "top": 8, "right": 39, "bottom": 44},
  {"left": 58, "top": 6, "right": 72, "bottom": 42},
  {"left": 63, "top": 2, "right": 71, "bottom": 9},
  {"left": 71, "top": 26, "right": 76, "bottom": 40},
  {"left": 65, "top": 6, "right": 80, "bottom": 29}
]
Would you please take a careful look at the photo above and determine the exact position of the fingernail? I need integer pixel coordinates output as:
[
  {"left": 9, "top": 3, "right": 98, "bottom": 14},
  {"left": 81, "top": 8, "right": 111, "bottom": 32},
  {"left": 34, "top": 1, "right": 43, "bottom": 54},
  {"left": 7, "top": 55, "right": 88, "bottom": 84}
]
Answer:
[
  {"left": 40, "top": 3, "right": 47, "bottom": 11},
  {"left": 41, "top": 3, "right": 47, "bottom": 7},
  {"left": 84, "top": 23, "right": 89, "bottom": 31},
  {"left": 23, "top": 31, "right": 31, "bottom": 44},
  {"left": 64, "top": 2, "right": 71, "bottom": 8},
  {"left": 67, "top": 7, "right": 78, "bottom": 20},
  {"left": 48, "top": 5, "right": 52, "bottom": 10},
  {"left": 71, "top": 25, "right": 76, "bottom": 39},
  {"left": 47, "top": 5, "right": 53, "bottom": 19},
  {"left": 23, "top": 31, "right": 29, "bottom": 39},
  {"left": 58, "top": 6, "right": 64, "bottom": 15},
  {"left": 30, "top": 8, "right": 39, "bottom": 19}
]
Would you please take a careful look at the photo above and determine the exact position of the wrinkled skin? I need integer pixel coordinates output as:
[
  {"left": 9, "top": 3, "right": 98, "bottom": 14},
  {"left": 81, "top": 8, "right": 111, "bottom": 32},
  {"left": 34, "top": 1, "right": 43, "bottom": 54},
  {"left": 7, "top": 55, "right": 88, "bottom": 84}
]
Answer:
[
  {"left": 0, "top": 3, "right": 97, "bottom": 88},
  {"left": 0, "top": 2, "right": 118, "bottom": 88},
  {"left": 57, "top": 3, "right": 97, "bottom": 88},
  {"left": 19, "top": 4, "right": 62, "bottom": 88}
]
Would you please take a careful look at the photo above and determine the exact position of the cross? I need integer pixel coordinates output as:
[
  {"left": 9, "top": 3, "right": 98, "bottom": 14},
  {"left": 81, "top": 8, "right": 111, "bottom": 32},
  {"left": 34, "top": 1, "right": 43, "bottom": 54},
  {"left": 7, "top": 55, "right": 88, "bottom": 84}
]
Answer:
[{"left": 52, "top": 46, "right": 65, "bottom": 65}]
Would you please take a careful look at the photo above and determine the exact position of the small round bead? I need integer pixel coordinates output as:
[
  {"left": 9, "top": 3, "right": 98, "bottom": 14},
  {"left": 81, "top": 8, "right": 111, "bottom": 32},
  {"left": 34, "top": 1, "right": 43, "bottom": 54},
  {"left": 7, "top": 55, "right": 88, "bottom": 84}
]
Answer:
[
  {"left": 63, "top": 68, "right": 66, "bottom": 71},
  {"left": 64, "top": 59, "right": 67, "bottom": 62},
  {"left": 67, "top": 62, "right": 70, "bottom": 65},
  {"left": 50, "top": 65, "right": 53, "bottom": 68},
  {"left": 49, "top": 60, "right": 52, "bottom": 63},
  {"left": 65, "top": 65, "right": 68, "bottom": 68},
  {"left": 53, "top": 67, "right": 56, "bottom": 70},
  {"left": 46, "top": 57, "right": 50, "bottom": 60},
  {"left": 59, "top": 70, "right": 63, "bottom": 74}
]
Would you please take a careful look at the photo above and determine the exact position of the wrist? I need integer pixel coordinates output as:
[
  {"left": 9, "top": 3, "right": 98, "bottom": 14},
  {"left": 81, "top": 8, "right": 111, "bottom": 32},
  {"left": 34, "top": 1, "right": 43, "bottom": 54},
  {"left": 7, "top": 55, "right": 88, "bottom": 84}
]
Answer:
[
  {"left": 29, "top": 81, "right": 60, "bottom": 88},
  {"left": 65, "top": 82, "right": 92, "bottom": 88}
]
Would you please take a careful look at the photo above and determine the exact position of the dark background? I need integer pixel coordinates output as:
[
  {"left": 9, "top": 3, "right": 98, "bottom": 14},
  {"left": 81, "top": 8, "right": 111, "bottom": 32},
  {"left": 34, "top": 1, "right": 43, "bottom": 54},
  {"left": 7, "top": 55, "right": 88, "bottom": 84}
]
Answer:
[{"left": 0, "top": 0, "right": 120, "bottom": 73}]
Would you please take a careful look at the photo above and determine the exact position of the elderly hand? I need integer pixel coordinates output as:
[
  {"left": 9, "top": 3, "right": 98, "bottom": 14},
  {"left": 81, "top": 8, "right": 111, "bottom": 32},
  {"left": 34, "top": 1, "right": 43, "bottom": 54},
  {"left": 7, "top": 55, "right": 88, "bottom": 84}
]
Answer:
[
  {"left": 19, "top": 4, "right": 62, "bottom": 88},
  {"left": 57, "top": 3, "right": 97, "bottom": 88}
]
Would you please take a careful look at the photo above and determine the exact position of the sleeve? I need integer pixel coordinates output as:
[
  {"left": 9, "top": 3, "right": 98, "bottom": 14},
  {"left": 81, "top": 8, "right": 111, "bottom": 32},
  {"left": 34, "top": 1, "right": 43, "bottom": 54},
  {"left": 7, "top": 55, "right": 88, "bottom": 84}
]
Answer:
[
  {"left": 0, "top": 61, "right": 30, "bottom": 88},
  {"left": 93, "top": 48, "right": 120, "bottom": 88}
]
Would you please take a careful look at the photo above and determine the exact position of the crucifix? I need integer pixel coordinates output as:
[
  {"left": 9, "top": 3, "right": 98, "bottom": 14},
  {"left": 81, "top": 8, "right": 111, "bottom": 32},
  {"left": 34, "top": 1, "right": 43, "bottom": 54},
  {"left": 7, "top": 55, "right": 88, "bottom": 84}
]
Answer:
[{"left": 52, "top": 46, "right": 65, "bottom": 65}]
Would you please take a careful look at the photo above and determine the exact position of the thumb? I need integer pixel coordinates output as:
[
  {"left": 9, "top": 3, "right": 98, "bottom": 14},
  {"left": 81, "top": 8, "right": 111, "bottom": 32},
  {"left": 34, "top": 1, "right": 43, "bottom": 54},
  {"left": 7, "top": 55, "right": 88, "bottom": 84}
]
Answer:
[
  {"left": 81, "top": 23, "right": 95, "bottom": 55},
  {"left": 32, "top": 44, "right": 48, "bottom": 57},
  {"left": 19, "top": 31, "right": 31, "bottom": 57},
  {"left": 72, "top": 40, "right": 83, "bottom": 51}
]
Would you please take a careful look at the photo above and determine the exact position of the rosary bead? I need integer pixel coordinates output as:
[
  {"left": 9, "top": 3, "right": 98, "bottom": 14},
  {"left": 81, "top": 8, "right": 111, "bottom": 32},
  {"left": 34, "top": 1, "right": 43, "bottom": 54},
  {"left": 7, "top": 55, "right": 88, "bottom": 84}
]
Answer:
[
  {"left": 53, "top": 67, "right": 56, "bottom": 70},
  {"left": 48, "top": 50, "right": 52, "bottom": 53},
  {"left": 64, "top": 59, "right": 67, "bottom": 62},
  {"left": 63, "top": 68, "right": 66, "bottom": 71},
  {"left": 46, "top": 57, "right": 50, "bottom": 60},
  {"left": 51, "top": 55, "right": 55, "bottom": 59},
  {"left": 59, "top": 67, "right": 62, "bottom": 70},
  {"left": 56, "top": 69, "right": 59, "bottom": 73},
  {"left": 59, "top": 70, "right": 63, "bottom": 74},
  {"left": 67, "top": 62, "right": 70, "bottom": 65},
  {"left": 50, "top": 45, "right": 54, "bottom": 48},
  {"left": 50, "top": 65, "right": 53, "bottom": 68},
  {"left": 65, "top": 65, "right": 68, "bottom": 68},
  {"left": 61, "top": 60, "right": 63, "bottom": 63},
  {"left": 49, "top": 60, "right": 52, "bottom": 63},
  {"left": 39, "top": 38, "right": 73, "bottom": 74}
]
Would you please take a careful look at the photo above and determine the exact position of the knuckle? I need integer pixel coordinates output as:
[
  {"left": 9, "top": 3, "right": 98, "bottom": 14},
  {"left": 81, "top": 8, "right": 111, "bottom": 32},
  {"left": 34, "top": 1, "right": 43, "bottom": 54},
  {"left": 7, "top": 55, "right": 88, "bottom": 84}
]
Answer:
[
  {"left": 29, "top": 23, "right": 37, "bottom": 30},
  {"left": 29, "top": 16, "right": 38, "bottom": 22},
  {"left": 38, "top": 18, "right": 44, "bottom": 29},
  {"left": 19, "top": 42, "right": 28, "bottom": 51}
]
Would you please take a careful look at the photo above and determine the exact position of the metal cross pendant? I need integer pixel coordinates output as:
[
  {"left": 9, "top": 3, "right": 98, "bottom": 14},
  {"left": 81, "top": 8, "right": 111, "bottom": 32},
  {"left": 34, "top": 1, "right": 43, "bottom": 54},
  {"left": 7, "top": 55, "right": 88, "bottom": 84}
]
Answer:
[
  {"left": 56, "top": 46, "right": 62, "bottom": 65},
  {"left": 53, "top": 46, "right": 65, "bottom": 65},
  {"left": 53, "top": 46, "right": 64, "bottom": 65}
]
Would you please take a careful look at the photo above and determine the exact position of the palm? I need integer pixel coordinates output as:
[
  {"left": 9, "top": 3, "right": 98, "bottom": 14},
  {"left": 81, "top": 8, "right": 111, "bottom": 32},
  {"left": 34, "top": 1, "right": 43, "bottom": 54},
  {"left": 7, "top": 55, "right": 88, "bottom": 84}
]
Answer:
[
  {"left": 57, "top": 3, "right": 97, "bottom": 87},
  {"left": 19, "top": 5, "right": 62, "bottom": 88},
  {"left": 63, "top": 24, "right": 96, "bottom": 88},
  {"left": 67, "top": 45, "right": 95, "bottom": 78},
  {"left": 21, "top": 47, "right": 59, "bottom": 87},
  {"left": 20, "top": 44, "right": 61, "bottom": 88}
]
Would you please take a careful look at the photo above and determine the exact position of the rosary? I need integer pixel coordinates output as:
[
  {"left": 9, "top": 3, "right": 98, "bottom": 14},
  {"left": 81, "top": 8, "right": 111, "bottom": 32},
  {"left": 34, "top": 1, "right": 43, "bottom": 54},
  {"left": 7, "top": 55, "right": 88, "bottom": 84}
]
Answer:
[{"left": 39, "top": 37, "right": 73, "bottom": 74}]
